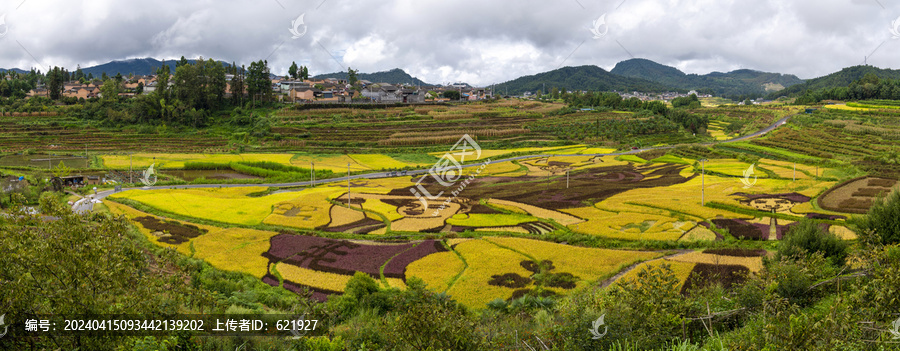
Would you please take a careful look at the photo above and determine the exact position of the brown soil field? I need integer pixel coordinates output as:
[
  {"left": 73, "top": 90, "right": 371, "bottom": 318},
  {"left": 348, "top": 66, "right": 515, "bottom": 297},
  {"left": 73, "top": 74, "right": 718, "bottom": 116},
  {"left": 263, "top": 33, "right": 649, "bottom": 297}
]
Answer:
[
  {"left": 133, "top": 216, "right": 207, "bottom": 244},
  {"left": 819, "top": 176, "right": 897, "bottom": 214},
  {"left": 392, "top": 163, "right": 694, "bottom": 210}
]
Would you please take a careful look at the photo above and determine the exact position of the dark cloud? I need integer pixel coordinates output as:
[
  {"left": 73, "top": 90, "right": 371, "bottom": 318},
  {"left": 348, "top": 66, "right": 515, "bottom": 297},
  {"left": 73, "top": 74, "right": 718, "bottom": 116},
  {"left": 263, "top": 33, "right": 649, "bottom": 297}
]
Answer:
[{"left": 0, "top": 0, "right": 897, "bottom": 84}]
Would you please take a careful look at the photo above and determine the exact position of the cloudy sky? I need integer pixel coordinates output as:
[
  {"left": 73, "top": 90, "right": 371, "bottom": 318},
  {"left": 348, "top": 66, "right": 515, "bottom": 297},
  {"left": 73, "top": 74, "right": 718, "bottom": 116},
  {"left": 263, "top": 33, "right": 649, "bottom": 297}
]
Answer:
[{"left": 1, "top": 0, "right": 898, "bottom": 86}]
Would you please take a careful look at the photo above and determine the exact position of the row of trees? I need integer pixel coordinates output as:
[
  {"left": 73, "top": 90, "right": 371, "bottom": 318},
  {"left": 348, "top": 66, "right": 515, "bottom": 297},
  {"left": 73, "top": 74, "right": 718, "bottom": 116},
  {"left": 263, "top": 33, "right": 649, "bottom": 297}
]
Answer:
[{"left": 796, "top": 73, "right": 900, "bottom": 104}]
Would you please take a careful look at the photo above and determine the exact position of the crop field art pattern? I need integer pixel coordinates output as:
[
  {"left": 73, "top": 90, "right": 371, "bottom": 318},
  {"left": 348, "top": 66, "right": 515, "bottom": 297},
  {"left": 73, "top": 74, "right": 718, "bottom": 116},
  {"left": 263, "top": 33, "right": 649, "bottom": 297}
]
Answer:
[{"left": 87, "top": 102, "right": 889, "bottom": 310}]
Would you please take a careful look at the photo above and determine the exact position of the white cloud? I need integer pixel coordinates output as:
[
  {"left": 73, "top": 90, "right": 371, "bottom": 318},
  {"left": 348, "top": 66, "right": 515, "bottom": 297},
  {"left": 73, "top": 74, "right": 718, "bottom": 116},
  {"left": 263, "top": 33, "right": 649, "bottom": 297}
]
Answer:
[{"left": 0, "top": 0, "right": 898, "bottom": 84}]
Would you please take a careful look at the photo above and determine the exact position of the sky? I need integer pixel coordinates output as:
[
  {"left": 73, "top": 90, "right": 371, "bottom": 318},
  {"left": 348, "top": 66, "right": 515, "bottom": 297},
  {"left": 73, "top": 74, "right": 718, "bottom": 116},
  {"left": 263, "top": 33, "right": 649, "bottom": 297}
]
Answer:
[{"left": 0, "top": 0, "right": 899, "bottom": 86}]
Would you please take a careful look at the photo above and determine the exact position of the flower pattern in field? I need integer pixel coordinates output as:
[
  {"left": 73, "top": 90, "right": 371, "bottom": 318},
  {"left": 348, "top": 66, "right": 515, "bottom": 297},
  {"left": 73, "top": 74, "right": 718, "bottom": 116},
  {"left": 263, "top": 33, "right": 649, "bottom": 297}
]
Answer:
[{"left": 261, "top": 234, "right": 445, "bottom": 299}]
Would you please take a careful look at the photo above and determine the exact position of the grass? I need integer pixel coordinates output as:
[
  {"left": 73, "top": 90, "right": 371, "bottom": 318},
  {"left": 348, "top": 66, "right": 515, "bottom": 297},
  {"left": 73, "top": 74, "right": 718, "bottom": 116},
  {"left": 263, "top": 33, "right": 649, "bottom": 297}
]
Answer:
[
  {"left": 650, "top": 154, "right": 692, "bottom": 165},
  {"left": 101, "top": 153, "right": 294, "bottom": 169},
  {"left": 350, "top": 154, "right": 418, "bottom": 170},
  {"left": 446, "top": 213, "right": 538, "bottom": 227},
  {"left": 109, "top": 186, "right": 342, "bottom": 226},
  {"left": 484, "top": 237, "right": 662, "bottom": 289},
  {"left": 616, "top": 155, "right": 648, "bottom": 163}
]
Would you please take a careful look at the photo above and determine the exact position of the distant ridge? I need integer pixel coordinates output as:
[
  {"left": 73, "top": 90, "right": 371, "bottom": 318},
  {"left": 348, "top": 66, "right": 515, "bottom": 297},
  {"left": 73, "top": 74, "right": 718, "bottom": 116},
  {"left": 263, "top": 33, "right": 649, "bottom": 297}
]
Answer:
[
  {"left": 78, "top": 58, "right": 232, "bottom": 77},
  {"left": 313, "top": 68, "right": 432, "bottom": 86},
  {"left": 610, "top": 58, "right": 803, "bottom": 98},
  {"left": 496, "top": 65, "right": 672, "bottom": 95},
  {"left": 768, "top": 65, "right": 900, "bottom": 98}
]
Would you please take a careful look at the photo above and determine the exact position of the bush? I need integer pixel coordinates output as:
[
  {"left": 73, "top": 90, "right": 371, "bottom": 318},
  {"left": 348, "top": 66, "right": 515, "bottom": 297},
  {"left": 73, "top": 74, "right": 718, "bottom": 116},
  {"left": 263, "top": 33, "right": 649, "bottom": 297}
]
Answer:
[
  {"left": 853, "top": 188, "right": 900, "bottom": 246},
  {"left": 776, "top": 219, "right": 848, "bottom": 266}
]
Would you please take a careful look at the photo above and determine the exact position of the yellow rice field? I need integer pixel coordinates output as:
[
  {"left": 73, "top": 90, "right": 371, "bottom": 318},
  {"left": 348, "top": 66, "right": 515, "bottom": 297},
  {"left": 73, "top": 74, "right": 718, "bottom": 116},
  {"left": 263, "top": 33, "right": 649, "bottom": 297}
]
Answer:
[
  {"left": 102, "top": 153, "right": 294, "bottom": 169},
  {"left": 445, "top": 239, "right": 532, "bottom": 308}
]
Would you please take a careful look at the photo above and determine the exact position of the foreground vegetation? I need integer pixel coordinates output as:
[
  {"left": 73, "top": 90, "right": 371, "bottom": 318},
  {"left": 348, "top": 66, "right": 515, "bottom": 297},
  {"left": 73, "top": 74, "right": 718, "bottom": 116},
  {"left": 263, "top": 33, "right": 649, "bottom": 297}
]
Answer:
[{"left": 6, "top": 74, "right": 900, "bottom": 348}]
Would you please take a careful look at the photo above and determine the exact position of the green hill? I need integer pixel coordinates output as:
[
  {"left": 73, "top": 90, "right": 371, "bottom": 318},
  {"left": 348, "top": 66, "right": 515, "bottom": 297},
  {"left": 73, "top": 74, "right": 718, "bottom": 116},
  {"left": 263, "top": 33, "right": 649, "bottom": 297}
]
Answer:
[
  {"left": 313, "top": 68, "right": 431, "bottom": 86},
  {"left": 497, "top": 65, "right": 672, "bottom": 95},
  {"left": 768, "top": 65, "right": 900, "bottom": 99},
  {"left": 610, "top": 58, "right": 803, "bottom": 98}
]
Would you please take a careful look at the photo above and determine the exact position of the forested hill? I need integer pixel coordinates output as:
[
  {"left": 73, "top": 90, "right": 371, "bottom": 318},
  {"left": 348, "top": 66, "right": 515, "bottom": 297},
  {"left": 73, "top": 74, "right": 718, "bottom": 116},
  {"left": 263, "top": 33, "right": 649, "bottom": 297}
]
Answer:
[
  {"left": 610, "top": 58, "right": 803, "bottom": 98},
  {"left": 496, "top": 65, "right": 672, "bottom": 95},
  {"left": 768, "top": 65, "right": 900, "bottom": 99},
  {"left": 77, "top": 58, "right": 232, "bottom": 77},
  {"left": 313, "top": 68, "right": 431, "bottom": 86}
]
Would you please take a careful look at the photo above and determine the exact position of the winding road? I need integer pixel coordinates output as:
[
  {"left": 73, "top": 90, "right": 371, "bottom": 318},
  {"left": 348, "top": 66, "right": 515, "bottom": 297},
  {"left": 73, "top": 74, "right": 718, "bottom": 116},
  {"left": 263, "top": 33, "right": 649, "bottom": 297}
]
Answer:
[{"left": 79, "top": 114, "right": 793, "bottom": 209}]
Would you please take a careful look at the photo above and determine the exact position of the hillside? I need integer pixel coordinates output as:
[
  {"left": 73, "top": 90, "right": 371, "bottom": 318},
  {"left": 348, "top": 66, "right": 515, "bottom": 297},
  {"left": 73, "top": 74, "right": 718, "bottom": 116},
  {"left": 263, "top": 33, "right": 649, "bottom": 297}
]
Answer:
[
  {"left": 313, "top": 68, "right": 432, "bottom": 86},
  {"left": 768, "top": 65, "right": 900, "bottom": 98},
  {"left": 77, "top": 58, "right": 232, "bottom": 77},
  {"left": 0, "top": 68, "right": 29, "bottom": 75},
  {"left": 497, "top": 65, "right": 672, "bottom": 95},
  {"left": 611, "top": 58, "right": 803, "bottom": 98}
]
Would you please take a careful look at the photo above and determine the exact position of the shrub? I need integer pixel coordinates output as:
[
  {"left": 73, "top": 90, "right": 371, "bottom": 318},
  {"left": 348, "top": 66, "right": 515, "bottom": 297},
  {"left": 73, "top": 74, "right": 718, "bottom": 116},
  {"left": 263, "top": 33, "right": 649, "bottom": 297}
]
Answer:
[
  {"left": 853, "top": 188, "right": 900, "bottom": 246},
  {"left": 776, "top": 219, "right": 848, "bottom": 266}
]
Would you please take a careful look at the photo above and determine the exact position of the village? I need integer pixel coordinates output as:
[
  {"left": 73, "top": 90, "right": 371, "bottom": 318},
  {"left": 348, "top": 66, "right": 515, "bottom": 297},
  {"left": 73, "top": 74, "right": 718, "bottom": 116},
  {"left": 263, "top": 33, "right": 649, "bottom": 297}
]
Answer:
[{"left": 18, "top": 73, "right": 498, "bottom": 103}]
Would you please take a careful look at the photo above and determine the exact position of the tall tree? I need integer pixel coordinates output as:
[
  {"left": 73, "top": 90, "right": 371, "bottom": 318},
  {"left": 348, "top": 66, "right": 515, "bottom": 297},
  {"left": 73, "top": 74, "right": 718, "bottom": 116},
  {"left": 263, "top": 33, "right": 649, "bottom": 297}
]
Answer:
[
  {"left": 231, "top": 64, "right": 246, "bottom": 106},
  {"left": 246, "top": 60, "right": 272, "bottom": 103},
  {"left": 47, "top": 66, "right": 65, "bottom": 100},
  {"left": 348, "top": 66, "right": 359, "bottom": 88},
  {"left": 289, "top": 61, "right": 299, "bottom": 79}
]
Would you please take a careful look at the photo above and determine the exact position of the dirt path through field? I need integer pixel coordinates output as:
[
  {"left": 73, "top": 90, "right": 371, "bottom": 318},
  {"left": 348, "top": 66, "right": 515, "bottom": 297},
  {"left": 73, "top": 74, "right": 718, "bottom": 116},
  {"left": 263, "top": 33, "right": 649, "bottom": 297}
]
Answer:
[{"left": 596, "top": 249, "right": 693, "bottom": 290}]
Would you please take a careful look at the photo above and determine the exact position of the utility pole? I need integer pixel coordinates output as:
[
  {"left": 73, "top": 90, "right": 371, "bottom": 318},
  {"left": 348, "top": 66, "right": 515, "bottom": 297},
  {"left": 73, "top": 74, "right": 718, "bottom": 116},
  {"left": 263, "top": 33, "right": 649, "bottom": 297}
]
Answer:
[
  {"left": 793, "top": 163, "right": 796, "bottom": 182},
  {"left": 130, "top": 153, "right": 133, "bottom": 184},
  {"left": 566, "top": 170, "right": 570, "bottom": 189},
  {"left": 311, "top": 162, "right": 315, "bottom": 187},
  {"left": 699, "top": 159, "right": 708, "bottom": 206},
  {"left": 347, "top": 163, "right": 351, "bottom": 208}
]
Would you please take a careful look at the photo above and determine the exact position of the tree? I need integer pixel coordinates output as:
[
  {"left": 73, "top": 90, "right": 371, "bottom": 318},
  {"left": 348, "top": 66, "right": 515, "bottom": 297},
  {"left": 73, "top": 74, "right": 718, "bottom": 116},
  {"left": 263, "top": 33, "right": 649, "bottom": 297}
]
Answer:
[
  {"left": 853, "top": 188, "right": 900, "bottom": 246},
  {"left": 0, "top": 195, "right": 198, "bottom": 350},
  {"left": 289, "top": 61, "right": 299, "bottom": 79},
  {"left": 776, "top": 219, "right": 848, "bottom": 266},
  {"left": 231, "top": 65, "right": 246, "bottom": 106},
  {"left": 442, "top": 90, "right": 461, "bottom": 100},
  {"left": 671, "top": 93, "right": 700, "bottom": 108},
  {"left": 246, "top": 60, "right": 272, "bottom": 103},
  {"left": 301, "top": 66, "right": 309, "bottom": 80},
  {"left": 46, "top": 66, "right": 65, "bottom": 100},
  {"left": 74, "top": 66, "right": 84, "bottom": 81},
  {"left": 348, "top": 66, "right": 359, "bottom": 88},
  {"left": 204, "top": 58, "right": 227, "bottom": 110},
  {"left": 100, "top": 79, "right": 120, "bottom": 102}
]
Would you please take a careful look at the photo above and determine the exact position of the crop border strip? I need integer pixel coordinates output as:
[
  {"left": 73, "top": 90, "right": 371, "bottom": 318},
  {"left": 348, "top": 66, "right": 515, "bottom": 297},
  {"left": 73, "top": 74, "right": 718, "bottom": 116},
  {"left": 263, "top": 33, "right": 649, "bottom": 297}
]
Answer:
[
  {"left": 378, "top": 241, "right": 422, "bottom": 288},
  {"left": 106, "top": 197, "right": 391, "bottom": 241},
  {"left": 325, "top": 198, "right": 392, "bottom": 233},
  {"left": 441, "top": 240, "right": 469, "bottom": 293},
  {"left": 704, "top": 201, "right": 843, "bottom": 226}
]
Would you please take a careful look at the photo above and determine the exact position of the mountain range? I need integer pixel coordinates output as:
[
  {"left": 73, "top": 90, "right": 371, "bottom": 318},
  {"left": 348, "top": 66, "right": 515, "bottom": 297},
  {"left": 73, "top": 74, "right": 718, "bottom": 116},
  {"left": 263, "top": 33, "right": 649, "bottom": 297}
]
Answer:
[
  {"left": 4, "top": 57, "right": 900, "bottom": 99},
  {"left": 313, "top": 68, "right": 431, "bottom": 86},
  {"left": 609, "top": 58, "right": 804, "bottom": 97},
  {"left": 496, "top": 65, "right": 670, "bottom": 96},
  {"left": 767, "top": 65, "right": 900, "bottom": 99}
]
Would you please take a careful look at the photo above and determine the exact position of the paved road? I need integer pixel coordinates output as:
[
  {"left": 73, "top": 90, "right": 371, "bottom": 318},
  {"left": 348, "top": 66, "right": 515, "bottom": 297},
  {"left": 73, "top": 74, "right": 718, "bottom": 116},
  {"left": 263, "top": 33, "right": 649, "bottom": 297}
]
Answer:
[{"left": 84, "top": 114, "right": 795, "bottom": 205}]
